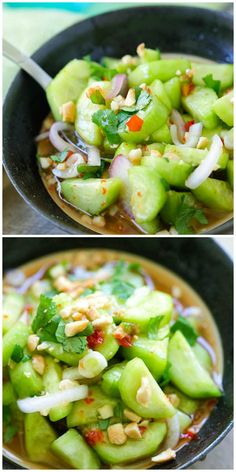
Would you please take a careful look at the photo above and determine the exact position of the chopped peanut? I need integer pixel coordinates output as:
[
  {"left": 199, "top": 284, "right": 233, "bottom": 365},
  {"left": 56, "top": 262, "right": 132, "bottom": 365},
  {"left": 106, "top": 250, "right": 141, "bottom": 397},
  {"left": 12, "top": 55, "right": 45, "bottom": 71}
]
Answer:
[
  {"left": 107, "top": 423, "right": 127, "bottom": 445},
  {"left": 197, "top": 136, "right": 209, "bottom": 149},
  {"left": 185, "top": 68, "right": 193, "bottom": 78},
  {"left": 124, "top": 88, "right": 136, "bottom": 107},
  {"left": 71, "top": 311, "right": 84, "bottom": 321},
  {"left": 39, "top": 157, "right": 52, "bottom": 169},
  {"left": 152, "top": 448, "right": 176, "bottom": 463},
  {"left": 121, "top": 54, "right": 137, "bottom": 66},
  {"left": 139, "top": 420, "right": 149, "bottom": 428},
  {"left": 32, "top": 355, "right": 45, "bottom": 375},
  {"left": 137, "top": 42, "right": 145, "bottom": 57},
  {"left": 124, "top": 422, "right": 142, "bottom": 439},
  {"left": 59, "top": 379, "right": 78, "bottom": 390},
  {"left": 27, "top": 334, "right": 40, "bottom": 352},
  {"left": 93, "top": 216, "right": 106, "bottom": 228},
  {"left": 136, "top": 376, "right": 152, "bottom": 407},
  {"left": 98, "top": 404, "right": 114, "bottom": 419},
  {"left": 171, "top": 286, "right": 182, "bottom": 299},
  {"left": 60, "top": 101, "right": 76, "bottom": 123},
  {"left": 56, "top": 162, "right": 67, "bottom": 171},
  {"left": 65, "top": 319, "right": 89, "bottom": 337},
  {"left": 124, "top": 409, "right": 141, "bottom": 423},
  {"left": 60, "top": 306, "right": 73, "bottom": 319},
  {"left": 128, "top": 148, "right": 142, "bottom": 164},
  {"left": 37, "top": 341, "right": 50, "bottom": 351},
  {"left": 150, "top": 149, "right": 161, "bottom": 157},
  {"left": 92, "top": 315, "right": 112, "bottom": 330}
]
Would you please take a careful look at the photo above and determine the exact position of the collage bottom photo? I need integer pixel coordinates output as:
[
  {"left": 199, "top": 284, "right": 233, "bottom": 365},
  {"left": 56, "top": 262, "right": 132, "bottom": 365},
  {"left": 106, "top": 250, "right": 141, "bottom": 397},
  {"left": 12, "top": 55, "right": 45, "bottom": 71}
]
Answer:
[{"left": 3, "top": 237, "right": 233, "bottom": 469}]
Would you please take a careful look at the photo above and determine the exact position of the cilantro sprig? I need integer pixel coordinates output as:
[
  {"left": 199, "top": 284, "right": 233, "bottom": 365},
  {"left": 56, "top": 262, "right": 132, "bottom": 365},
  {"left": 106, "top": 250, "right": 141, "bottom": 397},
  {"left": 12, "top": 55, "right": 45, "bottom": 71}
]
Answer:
[
  {"left": 203, "top": 74, "right": 221, "bottom": 95},
  {"left": 170, "top": 315, "right": 198, "bottom": 346},
  {"left": 175, "top": 196, "right": 208, "bottom": 234}
]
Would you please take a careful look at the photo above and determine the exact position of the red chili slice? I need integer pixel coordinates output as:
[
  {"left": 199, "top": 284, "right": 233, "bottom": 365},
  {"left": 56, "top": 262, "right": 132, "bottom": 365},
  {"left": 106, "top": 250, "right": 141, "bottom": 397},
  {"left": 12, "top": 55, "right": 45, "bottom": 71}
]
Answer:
[
  {"left": 126, "top": 115, "right": 144, "bottom": 132},
  {"left": 181, "top": 430, "right": 199, "bottom": 440},
  {"left": 87, "top": 330, "right": 104, "bottom": 349},
  {"left": 114, "top": 332, "right": 133, "bottom": 347},
  {"left": 84, "top": 397, "right": 94, "bottom": 404},
  {"left": 185, "top": 120, "right": 195, "bottom": 132},
  {"left": 85, "top": 429, "right": 104, "bottom": 446}
]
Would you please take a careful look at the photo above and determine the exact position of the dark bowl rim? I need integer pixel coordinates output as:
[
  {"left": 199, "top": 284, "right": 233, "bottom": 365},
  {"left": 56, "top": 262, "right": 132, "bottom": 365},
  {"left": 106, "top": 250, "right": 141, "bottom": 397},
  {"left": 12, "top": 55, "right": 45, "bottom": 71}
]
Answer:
[
  {"left": 2, "top": 240, "right": 233, "bottom": 469},
  {"left": 3, "top": 4, "right": 233, "bottom": 236}
]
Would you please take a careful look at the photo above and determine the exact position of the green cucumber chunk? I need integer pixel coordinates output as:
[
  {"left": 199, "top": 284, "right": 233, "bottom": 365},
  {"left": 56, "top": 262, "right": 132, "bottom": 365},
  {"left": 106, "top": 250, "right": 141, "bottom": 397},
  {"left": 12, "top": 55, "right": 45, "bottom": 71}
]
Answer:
[
  {"left": 164, "top": 384, "right": 199, "bottom": 416},
  {"left": 128, "top": 59, "right": 191, "bottom": 87},
  {"left": 43, "top": 357, "right": 72, "bottom": 422},
  {"left": 192, "top": 178, "right": 233, "bottom": 212},
  {"left": 121, "top": 330, "right": 169, "bottom": 380},
  {"left": 3, "top": 321, "right": 29, "bottom": 367},
  {"left": 119, "top": 95, "right": 169, "bottom": 143},
  {"left": 45, "top": 341, "right": 87, "bottom": 366},
  {"left": 118, "top": 290, "right": 173, "bottom": 331},
  {"left": 24, "top": 413, "right": 58, "bottom": 467},
  {"left": 139, "top": 217, "right": 162, "bottom": 234},
  {"left": 212, "top": 91, "right": 234, "bottom": 127},
  {"left": 151, "top": 124, "right": 172, "bottom": 144},
  {"left": 192, "top": 343, "right": 212, "bottom": 373},
  {"left": 164, "top": 77, "right": 181, "bottom": 109},
  {"left": 75, "top": 81, "right": 110, "bottom": 146},
  {"left": 119, "top": 358, "right": 175, "bottom": 419},
  {"left": 95, "top": 326, "right": 119, "bottom": 360},
  {"left": 101, "top": 361, "right": 127, "bottom": 398},
  {"left": 141, "top": 154, "right": 192, "bottom": 188},
  {"left": 182, "top": 86, "right": 219, "bottom": 129},
  {"left": 3, "top": 292, "right": 24, "bottom": 334},
  {"left": 92, "top": 421, "right": 167, "bottom": 465},
  {"left": 227, "top": 160, "right": 234, "bottom": 190},
  {"left": 143, "top": 142, "right": 165, "bottom": 155},
  {"left": 164, "top": 144, "right": 229, "bottom": 169},
  {"left": 114, "top": 142, "right": 136, "bottom": 157},
  {"left": 10, "top": 360, "right": 43, "bottom": 398},
  {"left": 168, "top": 331, "right": 221, "bottom": 398},
  {"left": 46, "top": 59, "right": 90, "bottom": 121},
  {"left": 150, "top": 79, "right": 172, "bottom": 110},
  {"left": 67, "top": 385, "right": 118, "bottom": 427},
  {"left": 61, "top": 178, "right": 122, "bottom": 215},
  {"left": 160, "top": 190, "right": 196, "bottom": 225},
  {"left": 141, "top": 48, "right": 161, "bottom": 63},
  {"left": 191, "top": 63, "right": 233, "bottom": 90},
  {"left": 129, "top": 166, "right": 167, "bottom": 223},
  {"left": 51, "top": 429, "right": 100, "bottom": 469}
]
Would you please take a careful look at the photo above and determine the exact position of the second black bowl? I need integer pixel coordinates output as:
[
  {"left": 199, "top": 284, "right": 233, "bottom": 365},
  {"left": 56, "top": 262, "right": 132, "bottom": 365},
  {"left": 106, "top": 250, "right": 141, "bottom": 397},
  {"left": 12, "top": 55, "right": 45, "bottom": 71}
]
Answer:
[{"left": 3, "top": 5, "right": 233, "bottom": 234}]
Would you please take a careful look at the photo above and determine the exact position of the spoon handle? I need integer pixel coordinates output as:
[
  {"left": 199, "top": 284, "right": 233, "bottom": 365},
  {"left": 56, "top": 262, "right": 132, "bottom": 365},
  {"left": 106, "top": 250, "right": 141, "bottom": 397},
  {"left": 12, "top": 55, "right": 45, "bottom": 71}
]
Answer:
[{"left": 3, "top": 39, "right": 52, "bottom": 90}]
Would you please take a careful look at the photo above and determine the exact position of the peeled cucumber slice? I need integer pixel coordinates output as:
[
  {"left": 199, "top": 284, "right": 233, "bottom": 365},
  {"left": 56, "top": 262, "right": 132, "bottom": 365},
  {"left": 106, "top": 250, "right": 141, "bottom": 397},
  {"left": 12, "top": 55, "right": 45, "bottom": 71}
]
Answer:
[
  {"left": 101, "top": 361, "right": 127, "bottom": 397},
  {"left": 151, "top": 124, "right": 172, "bottom": 144},
  {"left": 10, "top": 360, "right": 43, "bottom": 398},
  {"left": 168, "top": 331, "right": 221, "bottom": 398},
  {"left": 191, "top": 63, "right": 233, "bottom": 90},
  {"left": 129, "top": 166, "right": 167, "bottom": 223},
  {"left": 141, "top": 154, "right": 192, "bottom": 188},
  {"left": 51, "top": 429, "right": 100, "bottom": 469},
  {"left": 192, "top": 178, "right": 233, "bottom": 212},
  {"left": 128, "top": 59, "right": 191, "bottom": 87},
  {"left": 164, "top": 144, "right": 229, "bottom": 169},
  {"left": 182, "top": 86, "right": 219, "bottom": 129},
  {"left": 25, "top": 413, "right": 58, "bottom": 467},
  {"left": 160, "top": 190, "right": 196, "bottom": 225},
  {"left": 212, "top": 91, "right": 234, "bottom": 127},
  {"left": 164, "top": 77, "right": 181, "bottom": 109},
  {"left": 46, "top": 59, "right": 90, "bottom": 121},
  {"left": 150, "top": 79, "right": 172, "bottom": 111},
  {"left": 3, "top": 292, "right": 24, "bottom": 334},
  {"left": 92, "top": 421, "right": 167, "bottom": 465},
  {"left": 119, "top": 358, "right": 175, "bottom": 419},
  {"left": 3, "top": 321, "right": 29, "bottom": 367},
  {"left": 61, "top": 178, "right": 122, "bottom": 215}
]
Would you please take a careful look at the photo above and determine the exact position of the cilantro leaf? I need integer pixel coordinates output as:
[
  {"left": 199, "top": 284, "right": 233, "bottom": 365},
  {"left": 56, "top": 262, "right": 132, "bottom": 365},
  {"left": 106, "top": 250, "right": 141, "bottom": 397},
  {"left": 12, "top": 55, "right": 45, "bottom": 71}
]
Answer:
[
  {"left": 102, "top": 279, "right": 135, "bottom": 301},
  {"left": 22, "top": 353, "right": 31, "bottom": 363},
  {"left": 11, "top": 344, "right": 24, "bottom": 363},
  {"left": 63, "top": 336, "right": 87, "bottom": 354},
  {"left": 38, "top": 314, "right": 61, "bottom": 342},
  {"left": 50, "top": 150, "right": 69, "bottom": 163},
  {"left": 98, "top": 418, "right": 111, "bottom": 430},
  {"left": 114, "top": 402, "right": 123, "bottom": 420},
  {"left": 147, "top": 315, "right": 164, "bottom": 340},
  {"left": 90, "top": 89, "right": 105, "bottom": 105},
  {"left": 128, "top": 262, "right": 141, "bottom": 272},
  {"left": 32, "top": 295, "right": 57, "bottom": 333},
  {"left": 203, "top": 74, "right": 221, "bottom": 95},
  {"left": 55, "top": 319, "right": 66, "bottom": 344},
  {"left": 159, "top": 361, "right": 172, "bottom": 388},
  {"left": 113, "top": 260, "right": 127, "bottom": 278},
  {"left": 175, "top": 196, "right": 208, "bottom": 234},
  {"left": 83, "top": 56, "right": 117, "bottom": 81},
  {"left": 170, "top": 315, "right": 198, "bottom": 346},
  {"left": 122, "top": 89, "right": 152, "bottom": 113},
  {"left": 4, "top": 424, "right": 18, "bottom": 444},
  {"left": 92, "top": 109, "right": 121, "bottom": 145}
]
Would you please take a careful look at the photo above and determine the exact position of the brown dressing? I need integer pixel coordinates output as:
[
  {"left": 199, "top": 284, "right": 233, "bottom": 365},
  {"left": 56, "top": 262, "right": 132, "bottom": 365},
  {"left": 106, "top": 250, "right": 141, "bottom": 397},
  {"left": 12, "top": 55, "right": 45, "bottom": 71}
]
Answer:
[{"left": 3, "top": 250, "right": 223, "bottom": 469}]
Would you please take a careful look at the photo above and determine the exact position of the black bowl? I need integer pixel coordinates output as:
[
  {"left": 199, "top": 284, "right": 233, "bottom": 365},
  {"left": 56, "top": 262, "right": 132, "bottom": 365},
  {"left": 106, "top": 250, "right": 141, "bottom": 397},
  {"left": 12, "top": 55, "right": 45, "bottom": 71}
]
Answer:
[
  {"left": 3, "top": 5, "right": 233, "bottom": 235},
  {"left": 3, "top": 237, "right": 233, "bottom": 469}
]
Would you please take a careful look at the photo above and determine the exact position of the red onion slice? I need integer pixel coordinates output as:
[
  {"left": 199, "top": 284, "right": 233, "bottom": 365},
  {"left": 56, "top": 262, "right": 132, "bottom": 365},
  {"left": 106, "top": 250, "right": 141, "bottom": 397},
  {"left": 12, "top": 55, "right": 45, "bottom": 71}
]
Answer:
[
  {"left": 197, "top": 336, "right": 217, "bottom": 366},
  {"left": 185, "top": 134, "right": 223, "bottom": 189},
  {"left": 17, "top": 266, "right": 49, "bottom": 294},
  {"left": 171, "top": 110, "right": 185, "bottom": 142},
  {"left": 49, "top": 122, "right": 77, "bottom": 152},
  {"left": 109, "top": 154, "right": 133, "bottom": 216},
  {"left": 161, "top": 415, "right": 180, "bottom": 450},
  {"left": 106, "top": 74, "right": 128, "bottom": 100}
]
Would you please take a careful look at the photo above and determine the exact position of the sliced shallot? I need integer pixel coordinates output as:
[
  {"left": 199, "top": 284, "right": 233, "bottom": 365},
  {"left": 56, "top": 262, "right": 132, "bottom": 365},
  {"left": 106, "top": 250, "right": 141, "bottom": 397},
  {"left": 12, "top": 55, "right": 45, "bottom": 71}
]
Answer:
[
  {"left": 185, "top": 134, "right": 223, "bottom": 189},
  {"left": 106, "top": 74, "right": 128, "bottom": 100},
  {"left": 17, "top": 384, "right": 88, "bottom": 413},
  {"left": 160, "top": 414, "right": 180, "bottom": 451},
  {"left": 170, "top": 122, "right": 203, "bottom": 148},
  {"left": 170, "top": 110, "right": 185, "bottom": 142},
  {"left": 49, "top": 122, "right": 77, "bottom": 152}
]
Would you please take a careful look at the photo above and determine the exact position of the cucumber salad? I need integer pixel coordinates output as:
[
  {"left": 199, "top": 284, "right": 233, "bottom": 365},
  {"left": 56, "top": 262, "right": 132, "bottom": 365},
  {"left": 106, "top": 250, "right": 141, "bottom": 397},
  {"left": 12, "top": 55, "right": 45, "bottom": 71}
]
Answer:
[
  {"left": 3, "top": 250, "right": 222, "bottom": 469},
  {"left": 36, "top": 44, "right": 234, "bottom": 234}
]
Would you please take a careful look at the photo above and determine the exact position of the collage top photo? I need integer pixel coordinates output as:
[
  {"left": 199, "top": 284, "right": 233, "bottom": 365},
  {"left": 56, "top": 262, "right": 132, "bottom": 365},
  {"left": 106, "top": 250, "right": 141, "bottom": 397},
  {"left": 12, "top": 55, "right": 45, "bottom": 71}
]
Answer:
[{"left": 3, "top": 1, "right": 234, "bottom": 235}]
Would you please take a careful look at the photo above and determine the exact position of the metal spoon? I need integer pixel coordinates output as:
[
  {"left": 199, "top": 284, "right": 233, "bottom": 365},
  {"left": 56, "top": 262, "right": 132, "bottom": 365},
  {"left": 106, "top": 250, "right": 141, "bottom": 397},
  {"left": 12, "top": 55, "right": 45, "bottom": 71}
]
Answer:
[{"left": 3, "top": 39, "right": 52, "bottom": 90}]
